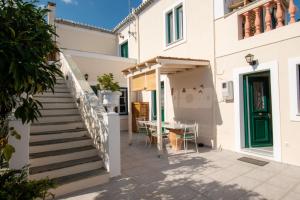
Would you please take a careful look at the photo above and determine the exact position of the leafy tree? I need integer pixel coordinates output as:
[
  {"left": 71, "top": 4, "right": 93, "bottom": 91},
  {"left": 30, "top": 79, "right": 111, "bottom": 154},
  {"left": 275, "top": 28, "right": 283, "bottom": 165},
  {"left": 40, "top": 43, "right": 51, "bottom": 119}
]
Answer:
[{"left": 0, "top": 0, "right": 62, "bottom": 166}]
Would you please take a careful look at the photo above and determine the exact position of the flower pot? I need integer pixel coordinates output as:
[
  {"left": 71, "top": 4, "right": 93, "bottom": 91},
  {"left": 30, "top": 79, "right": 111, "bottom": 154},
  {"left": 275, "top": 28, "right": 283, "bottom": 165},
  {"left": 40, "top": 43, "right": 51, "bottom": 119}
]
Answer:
[{"left": 101, "top": 90, "right": 121, "bottom": 113}]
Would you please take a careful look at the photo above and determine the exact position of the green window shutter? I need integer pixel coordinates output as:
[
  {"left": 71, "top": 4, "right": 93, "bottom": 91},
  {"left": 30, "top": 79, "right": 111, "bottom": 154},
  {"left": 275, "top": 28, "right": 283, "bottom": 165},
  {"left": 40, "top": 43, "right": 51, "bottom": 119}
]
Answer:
[
  {"left": 120, "top": 41, "right": 128, "bottom": 58},
  {"left": 166, "top": 11, "right": 173, "bottom": 44},
  {"left": 175, "top": 5, "right": 183, "bottom": 40}
]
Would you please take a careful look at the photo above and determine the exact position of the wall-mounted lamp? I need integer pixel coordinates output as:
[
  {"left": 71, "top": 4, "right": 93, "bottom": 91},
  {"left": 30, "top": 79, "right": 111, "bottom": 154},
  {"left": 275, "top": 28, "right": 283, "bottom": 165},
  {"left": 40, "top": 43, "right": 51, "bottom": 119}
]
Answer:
[
  {"left": 84, "top": 73, "right": 89, "bottom": 81},
  {"left": 245, "top": 54, "right": 257, "bottom": 66},
  {"left": 117, "top": 33, "right": 124, "bottom": 39},
  {"left": 128, "top": 30, "right": 136, "bottom": 38}
]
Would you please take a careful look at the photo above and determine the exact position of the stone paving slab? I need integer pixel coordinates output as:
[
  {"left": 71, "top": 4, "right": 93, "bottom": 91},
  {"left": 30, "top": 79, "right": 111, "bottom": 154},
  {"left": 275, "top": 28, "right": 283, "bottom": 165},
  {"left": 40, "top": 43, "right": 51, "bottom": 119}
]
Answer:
[{"left": 60, "top": 133, "right": 300, "bottom": 200}]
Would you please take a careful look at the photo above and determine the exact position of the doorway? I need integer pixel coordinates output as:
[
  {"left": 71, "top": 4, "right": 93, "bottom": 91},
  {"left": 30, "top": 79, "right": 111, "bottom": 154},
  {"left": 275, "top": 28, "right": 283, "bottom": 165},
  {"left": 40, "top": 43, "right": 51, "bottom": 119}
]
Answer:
[
  {"left": 243, "top": 71, "right": 273, "bottom": 153},
  {"left": 151, "top": 81, "right": 165, "bottom": 121}
]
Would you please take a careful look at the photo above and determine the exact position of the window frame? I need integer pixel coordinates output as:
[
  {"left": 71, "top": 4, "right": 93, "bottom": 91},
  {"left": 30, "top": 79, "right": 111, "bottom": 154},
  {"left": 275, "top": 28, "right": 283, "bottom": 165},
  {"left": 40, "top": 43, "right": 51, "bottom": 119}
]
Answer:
[
  {"left": 119, "top": 87, "right": 128, "bottom": 115},
  {"left": 120, "top": 40, "right": 129, "bottom": 58},
  {"left": 288, "top": 57, "right": 300, "bottom": 121},
  {"left": 163, "top": 0, "right": 186, "bottom": 50}
]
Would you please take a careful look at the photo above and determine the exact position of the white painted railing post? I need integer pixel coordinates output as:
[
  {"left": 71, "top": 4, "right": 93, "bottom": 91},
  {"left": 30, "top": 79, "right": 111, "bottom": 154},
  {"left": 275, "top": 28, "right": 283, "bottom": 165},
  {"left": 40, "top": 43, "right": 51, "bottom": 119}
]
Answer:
[
  {"left": 103, "top": 112, "right": 121, "bottom": 177},
  {"left": 8, "top": 120, "right": 30, "bottom": 169}
]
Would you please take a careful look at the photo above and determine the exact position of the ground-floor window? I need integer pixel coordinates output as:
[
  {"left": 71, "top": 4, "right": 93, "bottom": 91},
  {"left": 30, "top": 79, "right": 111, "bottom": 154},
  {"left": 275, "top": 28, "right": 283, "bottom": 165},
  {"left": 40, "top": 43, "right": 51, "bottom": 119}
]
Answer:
[
  {"left": 119, "top": 87, "right": 128, "bottom": 115},
  {"left": 288, "top": 58, "right": 300, "bottom": 121}
]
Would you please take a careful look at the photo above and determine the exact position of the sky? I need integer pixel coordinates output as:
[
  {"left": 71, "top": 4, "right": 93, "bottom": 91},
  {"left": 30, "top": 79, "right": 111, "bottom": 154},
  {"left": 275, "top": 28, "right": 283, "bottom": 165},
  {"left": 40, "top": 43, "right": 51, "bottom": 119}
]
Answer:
[{"left": 37, "top": 0, "right": 142, "bottom": 30}]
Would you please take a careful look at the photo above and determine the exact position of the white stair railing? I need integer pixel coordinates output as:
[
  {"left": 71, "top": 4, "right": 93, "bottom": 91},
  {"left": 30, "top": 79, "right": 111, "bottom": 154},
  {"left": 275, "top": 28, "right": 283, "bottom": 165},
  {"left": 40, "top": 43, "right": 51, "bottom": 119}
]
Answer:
[{"left": 59, "top": 52, "right": 120, "bottom": 177}]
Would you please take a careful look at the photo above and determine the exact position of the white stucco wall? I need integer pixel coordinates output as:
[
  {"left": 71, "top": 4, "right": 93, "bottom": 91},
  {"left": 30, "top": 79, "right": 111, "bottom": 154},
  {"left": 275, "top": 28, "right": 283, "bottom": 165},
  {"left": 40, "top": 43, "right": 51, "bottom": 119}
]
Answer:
[
  {"left": 214, "top": 6, "right": 300, "bottom": 165},
  {"left": 56, "top": 23, "right": 118, "bottom": 56}
]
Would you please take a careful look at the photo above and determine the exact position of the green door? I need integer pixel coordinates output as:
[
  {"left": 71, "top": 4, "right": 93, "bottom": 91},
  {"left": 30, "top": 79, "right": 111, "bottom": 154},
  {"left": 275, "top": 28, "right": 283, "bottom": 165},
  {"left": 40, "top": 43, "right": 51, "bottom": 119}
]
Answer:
[
  {"left": 244, "top": 72, "right": 273, "bottom": 147},
  {"left": 151, "top": 82, "right": 165, "bottom": 121},
  {"left": 120, "top": 41, "right": 128, "bottom": 58}
]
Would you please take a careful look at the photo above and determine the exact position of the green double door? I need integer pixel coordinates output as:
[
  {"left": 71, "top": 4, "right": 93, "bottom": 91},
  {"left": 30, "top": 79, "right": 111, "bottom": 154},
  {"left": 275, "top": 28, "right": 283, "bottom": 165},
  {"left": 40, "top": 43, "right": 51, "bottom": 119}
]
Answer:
[{"left": 243, "top": 72, "right": 273, "bottom": 148}]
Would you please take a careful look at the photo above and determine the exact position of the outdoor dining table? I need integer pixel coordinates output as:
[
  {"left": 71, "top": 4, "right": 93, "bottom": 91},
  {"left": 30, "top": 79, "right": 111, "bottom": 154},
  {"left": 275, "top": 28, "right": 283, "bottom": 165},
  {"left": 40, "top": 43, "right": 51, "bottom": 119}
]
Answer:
[{"left": 142, "top": 121, "right": 194, "bottom": 151}]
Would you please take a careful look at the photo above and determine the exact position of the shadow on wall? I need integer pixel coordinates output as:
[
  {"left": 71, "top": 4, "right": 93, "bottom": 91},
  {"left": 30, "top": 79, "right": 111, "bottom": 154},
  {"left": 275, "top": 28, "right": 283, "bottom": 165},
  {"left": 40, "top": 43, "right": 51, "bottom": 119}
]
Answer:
[{"left": 168, "top": 66, "right": 223, "bottom": 148}]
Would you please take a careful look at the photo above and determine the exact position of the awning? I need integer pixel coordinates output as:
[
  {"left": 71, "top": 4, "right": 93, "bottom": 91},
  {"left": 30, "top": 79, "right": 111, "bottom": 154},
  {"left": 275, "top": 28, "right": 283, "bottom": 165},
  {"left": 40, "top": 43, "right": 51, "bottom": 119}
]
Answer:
[
  {"left": 122, "top": 56, "right": 210, "bottom": 76},
  {"left": 122, "top": 56, "right": 210, "bottom": 92}
]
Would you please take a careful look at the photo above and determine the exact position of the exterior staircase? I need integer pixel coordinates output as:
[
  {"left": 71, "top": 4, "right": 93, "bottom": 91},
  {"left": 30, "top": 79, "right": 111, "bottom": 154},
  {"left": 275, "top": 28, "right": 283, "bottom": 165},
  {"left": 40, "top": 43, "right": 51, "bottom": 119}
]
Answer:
[{"left": 29, "top": 77, "right": 109, "bottom": 198}]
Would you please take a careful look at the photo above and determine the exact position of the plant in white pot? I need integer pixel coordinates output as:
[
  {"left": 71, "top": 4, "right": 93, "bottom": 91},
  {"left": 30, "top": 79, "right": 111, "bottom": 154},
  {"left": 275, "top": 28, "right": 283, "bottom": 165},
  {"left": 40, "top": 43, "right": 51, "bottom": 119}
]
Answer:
[{"left": 97, "top": 73, "right": 121, "bottom": 113}]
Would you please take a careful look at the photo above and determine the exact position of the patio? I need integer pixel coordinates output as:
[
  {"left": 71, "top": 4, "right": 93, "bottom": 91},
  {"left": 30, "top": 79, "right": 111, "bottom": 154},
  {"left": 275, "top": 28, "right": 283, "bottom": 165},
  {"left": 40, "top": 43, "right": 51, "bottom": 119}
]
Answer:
[{"left": 61, "top": 132, "right": 300, "bottom": 200}]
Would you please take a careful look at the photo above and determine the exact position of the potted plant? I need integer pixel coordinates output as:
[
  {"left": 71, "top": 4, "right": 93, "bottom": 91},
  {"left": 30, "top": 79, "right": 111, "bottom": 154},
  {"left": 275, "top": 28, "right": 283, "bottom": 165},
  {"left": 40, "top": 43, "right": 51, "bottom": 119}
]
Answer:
[{"left": 97, "top": 73, "right": 121, "bottom": 113}]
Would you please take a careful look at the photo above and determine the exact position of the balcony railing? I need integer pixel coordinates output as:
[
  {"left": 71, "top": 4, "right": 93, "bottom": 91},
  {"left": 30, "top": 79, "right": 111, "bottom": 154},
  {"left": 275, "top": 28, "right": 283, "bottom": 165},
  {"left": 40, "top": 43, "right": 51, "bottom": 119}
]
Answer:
[{"left": 239, "top": 0, "right": 298, "bottom": 39}]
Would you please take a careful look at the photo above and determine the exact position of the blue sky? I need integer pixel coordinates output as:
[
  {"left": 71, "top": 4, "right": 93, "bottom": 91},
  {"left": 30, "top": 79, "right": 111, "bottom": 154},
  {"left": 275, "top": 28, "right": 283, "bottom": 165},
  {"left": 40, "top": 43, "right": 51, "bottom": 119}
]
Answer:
[{"left": 37, "top": 0, "right": 142, "bottom": 30}]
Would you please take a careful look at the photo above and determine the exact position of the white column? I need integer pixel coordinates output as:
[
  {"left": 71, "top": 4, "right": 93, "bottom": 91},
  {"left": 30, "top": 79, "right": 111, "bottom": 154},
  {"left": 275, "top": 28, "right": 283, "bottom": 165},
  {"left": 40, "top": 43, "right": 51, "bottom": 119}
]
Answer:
[
  {"left": 127, "top": 77, "right": 133, "bottom": 145},
  {"left": 156, "top": 68, "right": 163, "bottom": 155},
  {"left": 103, "top": 113, "right": 121, "bottom": 177},
  {"left": 8, "top": 120, "right": 30, "bottom": 170}
]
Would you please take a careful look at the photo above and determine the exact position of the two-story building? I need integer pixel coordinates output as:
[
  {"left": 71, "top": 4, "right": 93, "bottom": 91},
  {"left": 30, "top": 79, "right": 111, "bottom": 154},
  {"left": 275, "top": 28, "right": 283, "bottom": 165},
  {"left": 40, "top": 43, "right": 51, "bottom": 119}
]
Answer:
[{"left": 50, "top": 0, "right": 300, "bottom": 166}]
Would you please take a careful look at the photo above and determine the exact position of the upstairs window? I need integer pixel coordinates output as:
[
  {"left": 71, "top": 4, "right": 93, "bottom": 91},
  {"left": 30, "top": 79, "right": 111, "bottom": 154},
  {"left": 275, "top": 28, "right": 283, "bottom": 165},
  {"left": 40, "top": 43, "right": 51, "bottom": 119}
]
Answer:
[
  {"left": 165, "top": 2, "right": 185, "bottom": 47},
  {"left": 120, "top": 41, "right": 128, "bottom": 58},
  {"left": 166, "top": 11, "right": 174, "bottom": 44},
  {"left": 175, "top": 5, "right": 183, "bottom": 40}
]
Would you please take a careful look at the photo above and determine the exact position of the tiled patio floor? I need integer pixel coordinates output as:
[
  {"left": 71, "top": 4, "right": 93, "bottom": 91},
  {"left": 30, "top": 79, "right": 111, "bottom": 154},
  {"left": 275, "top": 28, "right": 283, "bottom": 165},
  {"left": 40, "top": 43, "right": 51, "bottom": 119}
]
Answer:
[{"left": 62, "top": 132, "right": 300, "bottom": 200}]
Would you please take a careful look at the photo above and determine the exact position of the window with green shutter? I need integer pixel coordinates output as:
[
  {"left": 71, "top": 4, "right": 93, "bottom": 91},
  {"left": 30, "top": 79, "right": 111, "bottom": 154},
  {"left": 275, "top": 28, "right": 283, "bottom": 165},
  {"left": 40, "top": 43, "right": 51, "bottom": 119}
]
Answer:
[
  {"left": 120, "top": 41, "right": 128, "bottom": 58},
  {"left": 175, "top": 5, "right": 183, "bottom": 40},
  {"left": 166, "top": 11, "right": 173, "bottom": 44},
  {"left": 164, "top": 2, "right": 184, "bottom": 47}
]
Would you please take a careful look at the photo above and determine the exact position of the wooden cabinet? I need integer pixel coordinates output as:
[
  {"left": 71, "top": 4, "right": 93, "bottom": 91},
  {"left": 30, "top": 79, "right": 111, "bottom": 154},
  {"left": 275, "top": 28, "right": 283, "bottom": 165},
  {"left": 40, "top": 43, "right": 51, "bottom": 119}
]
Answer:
[{"left": 132, "top": 102, "right": 149, "bottom": 132}]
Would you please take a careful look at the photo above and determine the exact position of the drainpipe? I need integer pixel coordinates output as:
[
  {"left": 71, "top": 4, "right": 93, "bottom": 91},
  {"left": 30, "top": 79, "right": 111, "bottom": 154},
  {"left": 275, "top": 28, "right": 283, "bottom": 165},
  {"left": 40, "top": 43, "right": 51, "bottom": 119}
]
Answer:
[
  {"left": 132, "top": 12, "right": 141, "bottom": 63},
  {"left": 212, "top": 0, "right": 218, "bottom": 150}
]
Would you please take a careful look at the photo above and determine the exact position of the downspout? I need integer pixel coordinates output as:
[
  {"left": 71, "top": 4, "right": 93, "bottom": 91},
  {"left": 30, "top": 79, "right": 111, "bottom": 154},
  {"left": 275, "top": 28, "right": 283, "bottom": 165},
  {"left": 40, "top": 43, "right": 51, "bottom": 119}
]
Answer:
[
  {"left": 132, "top": 12, "right": 141, "bottom": 63},
  {"left": 212, "top": 0, "right": 218, "bottom": 150}
]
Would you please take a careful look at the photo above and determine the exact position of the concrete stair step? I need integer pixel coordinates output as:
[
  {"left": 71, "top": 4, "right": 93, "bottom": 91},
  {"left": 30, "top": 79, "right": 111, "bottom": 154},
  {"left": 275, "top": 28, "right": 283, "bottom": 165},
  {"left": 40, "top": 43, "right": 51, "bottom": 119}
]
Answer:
[
  {"left": 29, "top": 136, "right": 92, "bottom": 153},
  {"left": 31, "top": 128, "right": 86, "bottom": 136},
  {"left": 36, "top": 97, "right": 74, "bottom": 103},
  {"left": 31, "top": 121, "right": 84, "bottom": 132},
  {"left": 56, "top": 79, "right": 66, "bottom": 84},
  {"left": 30, "top": 128, "right": 87, "bottom": 142},
  {"left": 30, "top": 146, "right": 97, "bottom": 166},
  {"left": 40, "top": 108, "right": 79, "bottom": 115},
  {"left": 35, "top": 91, "right": 72, "bottom": 97},
  {"left": 29, "top": 156, "right": 103, "bottom": 180},
  {"left": 48, "top": 88, "right": 70, "bottom": 93},
  {"left": 51, "top": 168, "right": 109, "bottom": 198},
  {"left": 36, "top": 114, "right": 81, "bottom": 123},
  {"left": 39, "top": 102, "right": 76, "bottom": 109}
]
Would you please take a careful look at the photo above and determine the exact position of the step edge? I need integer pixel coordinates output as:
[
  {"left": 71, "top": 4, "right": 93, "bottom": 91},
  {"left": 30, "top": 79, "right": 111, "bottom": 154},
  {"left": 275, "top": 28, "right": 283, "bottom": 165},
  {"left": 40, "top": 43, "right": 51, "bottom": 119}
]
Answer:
[{"left": 29, "top": 156, "right": 101, "bottom": 175}]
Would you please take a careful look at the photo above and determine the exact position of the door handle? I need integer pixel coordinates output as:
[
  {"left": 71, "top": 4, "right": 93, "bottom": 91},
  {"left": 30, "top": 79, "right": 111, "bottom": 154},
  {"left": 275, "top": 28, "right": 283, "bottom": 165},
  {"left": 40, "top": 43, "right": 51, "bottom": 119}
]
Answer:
[
  {"left": 258, "top": 113, "right": 263, "bottom": 116},
  {"left": 268, "top": 113, "right": 272, "bottom": 118}
]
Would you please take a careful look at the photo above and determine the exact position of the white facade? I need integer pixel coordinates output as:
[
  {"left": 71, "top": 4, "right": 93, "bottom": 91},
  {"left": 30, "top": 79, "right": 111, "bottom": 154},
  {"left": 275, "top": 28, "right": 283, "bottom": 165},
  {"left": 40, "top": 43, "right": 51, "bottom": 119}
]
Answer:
[{"left": 50, "top": 0, "right": 300, "bottom": 166}]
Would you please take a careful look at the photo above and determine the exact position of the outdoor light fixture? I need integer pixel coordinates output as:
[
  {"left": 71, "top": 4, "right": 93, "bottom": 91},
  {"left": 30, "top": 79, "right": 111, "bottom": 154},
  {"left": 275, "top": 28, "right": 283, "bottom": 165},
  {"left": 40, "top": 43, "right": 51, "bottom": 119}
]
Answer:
[
  {"left": 245, "top": 54, "right": 257, "bottom": 66},
  {"left": 84, "top": 73, "right": 89, "bottom": 81}
]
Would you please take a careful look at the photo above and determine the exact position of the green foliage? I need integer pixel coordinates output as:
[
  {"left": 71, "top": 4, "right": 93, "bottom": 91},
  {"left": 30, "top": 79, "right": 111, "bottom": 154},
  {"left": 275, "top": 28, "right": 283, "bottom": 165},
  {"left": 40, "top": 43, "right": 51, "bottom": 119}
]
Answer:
[
  {"left": 0, "top": 167, "right": 56, "bottom": 200},
  {"left": 97, "top": 73, "right": 120, "bottom": 92},
  {"left": 0, "top": 0, "right": 63, "bottom": 125}
]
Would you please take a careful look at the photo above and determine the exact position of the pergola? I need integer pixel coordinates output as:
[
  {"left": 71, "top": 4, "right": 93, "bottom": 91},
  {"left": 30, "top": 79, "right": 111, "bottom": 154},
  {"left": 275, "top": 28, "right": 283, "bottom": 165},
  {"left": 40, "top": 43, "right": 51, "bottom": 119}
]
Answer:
[{"left": 122, "top": 56, "right": 210, "bottom": 156}]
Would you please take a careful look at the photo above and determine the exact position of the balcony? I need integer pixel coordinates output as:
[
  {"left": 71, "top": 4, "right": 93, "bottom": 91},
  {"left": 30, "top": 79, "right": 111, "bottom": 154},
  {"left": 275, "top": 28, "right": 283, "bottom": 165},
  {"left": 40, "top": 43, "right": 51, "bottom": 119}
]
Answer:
[{"left": 239, "top": 0, "right": 299, "bottom": 39}]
